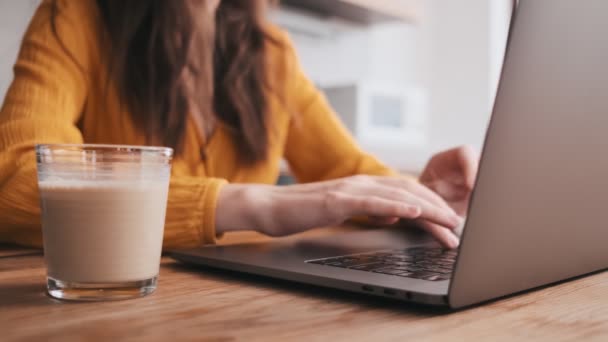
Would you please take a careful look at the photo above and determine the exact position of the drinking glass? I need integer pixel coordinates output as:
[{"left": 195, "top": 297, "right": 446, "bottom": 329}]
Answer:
[{"left": 36, "top": 144, "right": 173, "bottom": 301}]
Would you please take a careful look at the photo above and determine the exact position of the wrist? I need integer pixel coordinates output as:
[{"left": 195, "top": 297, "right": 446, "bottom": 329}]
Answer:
[{"left": 215, "top": 184, "right": 275, "bottom": 234}]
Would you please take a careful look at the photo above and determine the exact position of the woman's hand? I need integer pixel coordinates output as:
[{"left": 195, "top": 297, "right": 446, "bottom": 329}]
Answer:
[
  {"left": 420, "top": 146, "right": 479, "bottom": 216},
  {"left": 216, "top": 175, "right": 463, "bottom": 249}
]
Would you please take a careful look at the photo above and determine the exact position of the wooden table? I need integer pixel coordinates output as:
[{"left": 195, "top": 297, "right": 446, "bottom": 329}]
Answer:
[{"left": 1, "top": 230, "right": 607, "bottom": 341}]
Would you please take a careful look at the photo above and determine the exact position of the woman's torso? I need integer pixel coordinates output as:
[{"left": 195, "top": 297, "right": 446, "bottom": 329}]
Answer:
[{"left": 71, "top": 0, "right": 292, "bottom": 185}]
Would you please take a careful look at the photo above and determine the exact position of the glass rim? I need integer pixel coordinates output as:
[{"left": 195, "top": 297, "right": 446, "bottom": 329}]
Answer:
[{"left": 35, "top": 144, "right": 174, "bottom": 156}]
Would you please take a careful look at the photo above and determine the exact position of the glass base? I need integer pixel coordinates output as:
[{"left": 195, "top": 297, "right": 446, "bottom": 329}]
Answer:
[{"left": 47, "top": 275, "right": 157, "bottom": 301}]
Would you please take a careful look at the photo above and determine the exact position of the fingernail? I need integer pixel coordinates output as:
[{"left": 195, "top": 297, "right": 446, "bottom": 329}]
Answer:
[
  {"left": 413, "top": 205, "right": 422, "bottom": 216},
  {"left": 407, "top": 205, "right": 422, "bottom": 217},
  {"left": 448, "top": 233, "right": 460, "bottom": 249},
  {"left": 452, "top": 214, "right": 463, "bottom": 226},
  {"left": 450, "top": 236, "right": 460, "bottom": 249}
]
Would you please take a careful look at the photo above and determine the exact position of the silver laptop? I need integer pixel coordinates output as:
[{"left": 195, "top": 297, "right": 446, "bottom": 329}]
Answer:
[{"left": 170, "top": 0, "right": 608, "bottom": 309}]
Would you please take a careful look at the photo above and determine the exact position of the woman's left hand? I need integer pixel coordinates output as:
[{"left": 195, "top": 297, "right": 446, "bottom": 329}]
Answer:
[{"left": 419, "top": 146, "right": 479, "bottom": 217}]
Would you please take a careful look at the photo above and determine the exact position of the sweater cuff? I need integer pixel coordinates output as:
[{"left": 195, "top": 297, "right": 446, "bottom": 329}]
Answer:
[{"left": 199, "top": 178, "right": 228, "bottom": 245}]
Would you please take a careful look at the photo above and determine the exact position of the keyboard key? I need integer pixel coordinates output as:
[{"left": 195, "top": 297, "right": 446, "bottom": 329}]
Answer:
[
  {"left": 415, "top": 261, "right": 435, "bottom": 267},
  {"left": 373, "top": 268, "right": 406, "bottom": 275},
  {"left": 337, "top": 257, "right": 358, "bottom": 263},
  {"left": 423, "top": 274, "right": 441, "bottom": 281},
  {"left": 384, "top": 255, "right": 414, "bottom": 260},
  {"left": 389, "top": 267, "right": 413, "bottom": 272},
  {"left": 397, "top": 272, "right": 413, "bottom": 277},
  {"left": 348, "top": 263, "right": 384, "bottom": 271},
  {"left": 323, "top": 262, "right": 345, "bottom": 267},
  {"left": 337, "top": 260, "right": 379, "bottom": 268},
  {"left": 404, "top": 266, "right": 424, "bottom": 272}
]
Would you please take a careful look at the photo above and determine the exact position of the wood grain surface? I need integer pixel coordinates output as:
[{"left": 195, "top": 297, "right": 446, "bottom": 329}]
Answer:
[
  {"left": 1, "top": 232, "right": 607, "bottom": 342},
  {"left": 0, "top": 244, "right": 41, "bottom": 259}
]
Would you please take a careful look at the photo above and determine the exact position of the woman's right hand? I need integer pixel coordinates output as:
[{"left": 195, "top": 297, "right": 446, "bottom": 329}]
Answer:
[{"left": 215, "top": 175, "right": 462, "bottom": 249}]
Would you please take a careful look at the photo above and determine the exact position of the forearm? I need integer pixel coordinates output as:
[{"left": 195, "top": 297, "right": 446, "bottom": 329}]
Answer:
[
  {"left": 215, "top": 183, "right": 288, "bottom": 235},
  {"left": 215, "top": 183, "right": 323, "bottom": 237}
]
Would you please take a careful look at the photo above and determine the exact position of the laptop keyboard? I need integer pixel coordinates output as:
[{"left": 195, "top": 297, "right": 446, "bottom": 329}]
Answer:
[{"left": 307, "top": 247, "right": 457, "bottom": 281}]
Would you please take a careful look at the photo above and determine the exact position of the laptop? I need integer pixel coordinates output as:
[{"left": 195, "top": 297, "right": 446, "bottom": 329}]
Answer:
[{"left": 170, "top": 0, "right": 608, "bottom": 309}]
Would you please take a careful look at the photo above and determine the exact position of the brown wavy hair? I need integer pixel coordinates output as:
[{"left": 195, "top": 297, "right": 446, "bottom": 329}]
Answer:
[{"left": 92, "top": 0, "right": 276, "bottom": 163}]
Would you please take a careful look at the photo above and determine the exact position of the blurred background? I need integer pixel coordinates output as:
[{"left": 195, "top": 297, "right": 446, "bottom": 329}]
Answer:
[{"left": 0, "top": 0, "right": 513, "bottom": 174}]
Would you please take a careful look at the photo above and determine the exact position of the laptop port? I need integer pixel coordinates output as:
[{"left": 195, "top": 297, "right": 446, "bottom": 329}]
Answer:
[
  {"left": 383, "top": 289, "right": 397, "bottom": 296},
  {"left": 361, "top": 285, "right": 374, "bottom": 292}
]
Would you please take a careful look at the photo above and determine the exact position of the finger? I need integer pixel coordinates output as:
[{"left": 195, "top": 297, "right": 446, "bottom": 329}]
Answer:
[
  {"left": 456, "top": 146, "right": 479, "bottom": 190},
  {"left": 412, "top": 195, "right": 462, "bottom": 229},
  {"left": 368, "top": 216, "right": 400, "bottom": 226},
  {"left": 360, "top": 183, "right": 461, "bottom": 229},
  {"left": 416, "top": 219, "right": 460, "bottom": 249},
  {"left": 337, "top": 194, "right": 422, "bottom": 220},
  {"left": 372, "top": 177, "right": 456, "bottom": 214},
  {"left": 424, "top": 177, "right": 469, "bottom": 203}
]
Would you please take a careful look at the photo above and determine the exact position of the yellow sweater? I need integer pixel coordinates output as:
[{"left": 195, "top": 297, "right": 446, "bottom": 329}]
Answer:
[{"left": 0, "top": 0, "right": 395, "bottom": 249}]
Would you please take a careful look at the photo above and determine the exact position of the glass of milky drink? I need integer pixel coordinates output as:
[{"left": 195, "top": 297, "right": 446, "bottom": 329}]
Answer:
[{"left": 35, "top": 144, "right": 173, "bottom": 301}]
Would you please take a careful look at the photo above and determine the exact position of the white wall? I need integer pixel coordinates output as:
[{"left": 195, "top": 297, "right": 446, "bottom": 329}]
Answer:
[
  {"left": 284, "top": 18, "right": 426, "bottom": 171},
  {"left": 425, "top": 0, "right": 492, "bottom": 153},
  {"left": 0, "top": 0, "right": 39, "bottom": 105},
  {"left": 490, "top": 0, "right": 513, "bottom": 101},
  {"left": 280, "top": 0, "right": 512, "bottom": 172},
  {"left": 286, "top": 22, "right": 418, "bottom": 87}
]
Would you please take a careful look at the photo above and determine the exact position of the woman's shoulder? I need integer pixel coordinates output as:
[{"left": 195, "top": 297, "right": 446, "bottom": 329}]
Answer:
[
  {"left": 29, "top": 0, "right": 101, "bottom": 45},
  {"left": 264, "top": 24, "right": 291, "bottom": 43},
  {"left": 264, "top": 24, "right": 297, "bottom": 55},
  {"left": 264, "top": 24, "right": 299, "bottom": 73},
  {"left": 38, "top": 0, "right": 101, "bottom": 26},
  {"left": 28, "top": 0, "right": 102, "bottom": 70}
]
